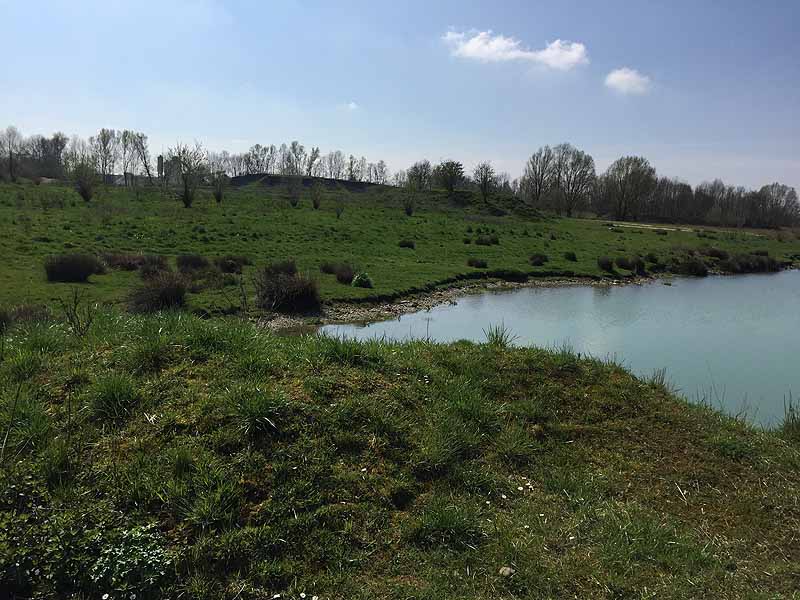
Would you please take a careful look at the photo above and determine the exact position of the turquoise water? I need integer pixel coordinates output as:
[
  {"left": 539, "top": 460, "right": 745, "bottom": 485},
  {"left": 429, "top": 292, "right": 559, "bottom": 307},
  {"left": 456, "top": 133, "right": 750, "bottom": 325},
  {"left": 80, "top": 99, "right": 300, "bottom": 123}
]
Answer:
[{"left": 320, "top": 271, "right": 800, "bottom": 426}]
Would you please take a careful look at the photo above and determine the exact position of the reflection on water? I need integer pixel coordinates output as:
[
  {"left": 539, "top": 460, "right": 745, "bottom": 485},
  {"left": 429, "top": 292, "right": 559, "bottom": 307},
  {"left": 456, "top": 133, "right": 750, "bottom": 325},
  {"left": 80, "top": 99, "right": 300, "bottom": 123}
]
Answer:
[{"left": 321, "top": 271, "right": 800, "bottom": 426}]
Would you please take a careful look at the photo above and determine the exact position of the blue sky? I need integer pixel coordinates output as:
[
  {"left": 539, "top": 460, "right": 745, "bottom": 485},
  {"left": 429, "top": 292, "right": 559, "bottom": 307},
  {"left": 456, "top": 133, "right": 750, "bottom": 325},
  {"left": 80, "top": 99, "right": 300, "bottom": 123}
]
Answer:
[{"left": 2, "top": 0, "right": 798, "bottom": 189}]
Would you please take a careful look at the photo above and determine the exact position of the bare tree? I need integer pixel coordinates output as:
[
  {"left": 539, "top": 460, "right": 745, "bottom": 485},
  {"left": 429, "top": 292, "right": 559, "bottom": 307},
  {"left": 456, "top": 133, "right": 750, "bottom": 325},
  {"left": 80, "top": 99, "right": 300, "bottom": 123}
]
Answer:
[
  {"left": 131, "top": 132, "right": 154, "bottom": 185},
  {"left": 407, "top": 160, "right": 432, "bottom": 190},
  {"left": 473, "top": 161, "right": 496, "bottom": 202},
  {"left": 551, "top": 143, "right": 595, "bottom": 217},
  {"left": 520, "top": 146, "right": 555, "bottom": 208},
  {"left": 305, "top": 146, "right": 320, "bottom": 176},
  {"left": 90, "top": 128, "right": 119, "bottom": 183},
  {"left": 604, "top": 156, "right": 657, "bottom": 221},
  {"left": 1, "top": 126, "right": 23, "bottom": 181},
  {"left": 208, "top": 151, "right": 229, "bottom": 203},
  {"left": 167, "top": 142, "right": 206, "bottom": 208}
]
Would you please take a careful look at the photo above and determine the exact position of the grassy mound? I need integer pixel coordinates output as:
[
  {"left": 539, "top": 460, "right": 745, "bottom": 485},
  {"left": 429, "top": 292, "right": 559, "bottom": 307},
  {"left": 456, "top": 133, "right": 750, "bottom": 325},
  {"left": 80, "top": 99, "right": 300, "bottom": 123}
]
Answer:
[{"left": 1, "top": 311, "right": 799, "bottom": 598}]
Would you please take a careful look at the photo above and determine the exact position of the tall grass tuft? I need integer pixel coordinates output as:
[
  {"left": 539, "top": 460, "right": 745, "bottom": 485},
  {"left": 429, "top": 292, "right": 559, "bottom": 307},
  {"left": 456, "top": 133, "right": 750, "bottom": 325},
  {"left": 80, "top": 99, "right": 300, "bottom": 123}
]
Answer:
[
  {"left": 91, "top": 373, "right": 140, "bottom": 422},
  {"left": 128, "top": 273, "right": 187, "bottom": 313},
  {"left": 483, "top": 323, "right": 518, "bottom": 348},
  {"left": 782, "top": 395, "right": 800, "bottom": 443}
]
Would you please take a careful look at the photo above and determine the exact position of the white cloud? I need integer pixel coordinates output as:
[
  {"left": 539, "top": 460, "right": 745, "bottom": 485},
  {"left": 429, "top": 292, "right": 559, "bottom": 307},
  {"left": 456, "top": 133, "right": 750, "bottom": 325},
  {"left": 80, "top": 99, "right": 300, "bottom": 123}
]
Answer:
[
  {"left": 604, "top": 67, "right": 651, "bottom": 95},
  {"left": 341, "top": 101, "right": 359, "bottom": 111},
  {"left": 442, "top": 30, "right": 588, "bottom": 70}
]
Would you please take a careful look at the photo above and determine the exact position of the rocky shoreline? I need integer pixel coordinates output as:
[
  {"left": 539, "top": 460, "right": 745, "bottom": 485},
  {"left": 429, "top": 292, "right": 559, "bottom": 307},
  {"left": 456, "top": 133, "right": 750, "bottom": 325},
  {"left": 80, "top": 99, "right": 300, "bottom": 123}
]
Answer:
[{"left": 255, "top": 274, "right": 658, "bottom": 332}]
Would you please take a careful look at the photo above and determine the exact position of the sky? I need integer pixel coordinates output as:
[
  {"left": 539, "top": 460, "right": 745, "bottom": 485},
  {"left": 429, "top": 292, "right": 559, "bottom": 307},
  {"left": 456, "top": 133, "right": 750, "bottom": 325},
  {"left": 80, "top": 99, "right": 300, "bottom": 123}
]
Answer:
[{"left": 2, "top": 0, "right": 799, "bottom": 190}]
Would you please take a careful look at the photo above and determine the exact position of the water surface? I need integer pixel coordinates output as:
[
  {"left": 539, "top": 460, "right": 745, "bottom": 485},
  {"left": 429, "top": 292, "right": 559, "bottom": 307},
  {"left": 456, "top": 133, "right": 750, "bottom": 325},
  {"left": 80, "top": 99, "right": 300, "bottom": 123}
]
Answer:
[{"left": 321, "top": 271, "right": 800, "bottom": 426}]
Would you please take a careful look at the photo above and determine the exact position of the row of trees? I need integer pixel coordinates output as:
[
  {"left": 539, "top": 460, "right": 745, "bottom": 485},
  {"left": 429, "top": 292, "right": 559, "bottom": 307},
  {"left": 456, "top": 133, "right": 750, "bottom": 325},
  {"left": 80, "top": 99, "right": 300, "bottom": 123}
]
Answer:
[
  {"left": 0, "top": 126, "right": 390, "bottom": 187},
  {"left": 216, "top": 143, "right": 390, "bottom": 184},
  {"left": 513, "top": 145, "right": 798, "bottom": 228},
  {"left": 2, "top": 124, "right": 797, "bottom": 227}
]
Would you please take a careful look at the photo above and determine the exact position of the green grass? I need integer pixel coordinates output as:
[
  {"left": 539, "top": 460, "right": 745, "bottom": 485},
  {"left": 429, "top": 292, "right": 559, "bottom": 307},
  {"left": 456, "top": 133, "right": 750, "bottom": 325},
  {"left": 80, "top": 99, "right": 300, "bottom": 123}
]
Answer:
[
  {"left": 2, "top": 181, "right": 798, "bottom": 314},
  {"left": 1, "top": 310, "right": 799, "bottom": 598}
]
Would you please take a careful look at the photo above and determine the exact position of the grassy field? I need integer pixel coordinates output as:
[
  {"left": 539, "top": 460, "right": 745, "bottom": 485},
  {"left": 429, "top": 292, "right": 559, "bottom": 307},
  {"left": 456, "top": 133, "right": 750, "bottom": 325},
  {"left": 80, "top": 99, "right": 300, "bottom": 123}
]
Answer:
[
  {"left": 1, "top": 310, "right": 798, "bottom": 598},
  {"left": 2, "top": 180, "right": 799, "bottom": 314}
]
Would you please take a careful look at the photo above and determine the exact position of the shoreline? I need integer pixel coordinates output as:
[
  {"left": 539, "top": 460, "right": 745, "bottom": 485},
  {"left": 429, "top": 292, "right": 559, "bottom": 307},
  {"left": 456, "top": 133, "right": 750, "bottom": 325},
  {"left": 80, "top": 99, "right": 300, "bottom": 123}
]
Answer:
[
  {"left": 255, "top": 273, "right": 657, "bottom": 332},
  {"left": 256, "top": 265, "right": 799, "bottom": 332}
]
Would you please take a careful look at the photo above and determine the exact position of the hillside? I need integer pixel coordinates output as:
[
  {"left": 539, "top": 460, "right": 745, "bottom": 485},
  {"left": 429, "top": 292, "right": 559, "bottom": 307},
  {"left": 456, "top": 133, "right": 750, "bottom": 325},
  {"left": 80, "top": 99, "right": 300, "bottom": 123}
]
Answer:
[
  {"left": 1, "top": 181, "right": 798, "bottom": 315},
  {"left": 1, "top": 310, "right": 799, "bottom": 598}
]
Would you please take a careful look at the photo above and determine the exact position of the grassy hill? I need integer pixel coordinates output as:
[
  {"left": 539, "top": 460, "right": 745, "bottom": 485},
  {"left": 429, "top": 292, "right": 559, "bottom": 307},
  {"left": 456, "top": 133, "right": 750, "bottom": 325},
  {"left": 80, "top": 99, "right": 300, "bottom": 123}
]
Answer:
[
  {"left": 1, "top": 180, "right": 798, "bottom": 314},
  {"left": 1, "top": 310, "right": 799, "bottom": 598}
]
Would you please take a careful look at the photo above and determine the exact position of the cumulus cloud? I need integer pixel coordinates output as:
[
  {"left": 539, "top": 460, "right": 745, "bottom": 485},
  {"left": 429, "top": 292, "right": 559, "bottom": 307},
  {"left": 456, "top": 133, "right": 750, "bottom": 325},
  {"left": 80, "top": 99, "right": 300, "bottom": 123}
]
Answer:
[
  {"left": 442, "top": 30, "right": 588, "bottom": 70},
  {"left": 604, "top": 67, "right": 651, "bottom": 95},
  {"left": 340, "top": 101, "right": 359, "bottom": 111}
]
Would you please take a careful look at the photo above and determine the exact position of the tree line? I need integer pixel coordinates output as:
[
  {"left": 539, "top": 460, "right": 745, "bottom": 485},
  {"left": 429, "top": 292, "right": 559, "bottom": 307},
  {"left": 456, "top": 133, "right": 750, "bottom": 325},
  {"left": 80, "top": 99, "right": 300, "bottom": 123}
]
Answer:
[{"left": 1, "top": 124, "right": 797, "bottom": 228}]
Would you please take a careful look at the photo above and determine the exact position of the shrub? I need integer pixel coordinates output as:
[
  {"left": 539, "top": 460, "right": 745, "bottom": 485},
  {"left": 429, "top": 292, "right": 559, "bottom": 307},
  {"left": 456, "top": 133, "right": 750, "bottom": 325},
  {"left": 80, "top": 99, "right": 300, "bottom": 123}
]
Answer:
[
  {"left": 700, "top": 247, "right": 729, "bottom": 260},
  {"left": 529, "top": 253, "right": 549, "bottom": 267},
  {"left": 645, "top": 252, "right": 660, "bottom": 263},
  {"left": 564, "top": 251, "right": 577, "bottom": 262},
  {"left": 214, "top": 255, "right": 251, "bottom": 274},
  {"left": 177, "top": 254, "right": 210, "bottom": 273},
  {"left": 91, "top": 373, "right": 140, "bottom": 422},
  {"left": 335, "top": 264, "right": 355, "bottom": 285},
  {"left": 655, "top": 229, "right": 668, "bottom": 236},
  {"left": 255, "top": 262, "right": 320, "bottom": 313},
  {"left": 475, "top": 235, "right": 492, "bottom": 246},
  {"left": 102, "top": 253, "right": 142, "bottom": 271},
  {"left": 44, "top": 254, "right": 104, "bottom": 283},
  {"left": 719, "top": 253, "right": 780, "bottom": 274},
  {"left": 670, "top": 256, "right": 708, "bottom": 277},
  {"left": 467, "top": 258, "right": 487, "bottom": 268},
  {"left": 597, "top": 256, "right": 614, "bottom": 272},
  {"left": 0, "top": 306, "right": 11, "bottom": 335},
  {"left": 398, "top": 239, "right": 416, "bottom": 249},
  {"left": 614, "top": 256, "right": 634, "bottom": 271},
  {"left": 487, "top": 269, "right": 528, "bottom": 282},
  {"left": 463, "top": 237, "right": 471, "bottom": 244},
  {"left": 352, "top": 272, "right": 374, "bottom": 288},
  {"left": 139, "top": 256, "right": 171, "bottom": 280},
  {"left": 319, "top": 261, "right": 355, "bottom": 284},
  {"left": 128, "top": 272, "right": 187, "bottom": 312},
  {"left": 403, "top": 193, "right": 416, "bottom": 216}
]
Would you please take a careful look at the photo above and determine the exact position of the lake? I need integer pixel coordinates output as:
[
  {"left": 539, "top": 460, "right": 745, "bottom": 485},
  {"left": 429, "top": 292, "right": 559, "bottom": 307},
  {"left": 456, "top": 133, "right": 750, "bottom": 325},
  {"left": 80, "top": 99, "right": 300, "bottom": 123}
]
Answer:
[{"left": 320, "top": 270, "right": 800, "bottom": 426}]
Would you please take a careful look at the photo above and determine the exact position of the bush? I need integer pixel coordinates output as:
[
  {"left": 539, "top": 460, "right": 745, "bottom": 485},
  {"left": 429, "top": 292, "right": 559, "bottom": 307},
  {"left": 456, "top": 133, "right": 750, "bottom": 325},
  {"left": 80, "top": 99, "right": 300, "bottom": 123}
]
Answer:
[
  {"left": 103, "top": 253, "right": 168, "bottom": 273},
  {"left": 614, "top": 256, "right": 647, "bottom": 275},
  {"left": 564, "top": 251, "right": 577, "bottom": 262},
  {"left": 487, "top": 269, "right": 528, "bottom": 282},
  {"left": 597, "top": 256, "right": 614, "bottom": 272},
  {"left": 655, "top": 229, "right": 668, "bottom": 236},
  {"left": 0, "top": 306, "right": 11, "bottom": 335},
  {"left": 214, "top": 255, "right": 251, "bottom": 274},
  {"left": 320, "top": 262, "right": 355, "bottom": 285},
  {"left": 670, "top": 256, "right": 708, "bottom": 277},
  {"left": 398, "top": 239, "right": 416, "bottom": 249},
  {"left": 645, "top": 252, "right": 659, "bottom": 263},
  {"left": 719, "top": 253, "right": 780, "bottom": 274},
  {"left": 139, "top": 256, "right": 171, "bottom": 280},
  {"left": 352, "top": 272, "right": 374, "bottom": 288},
  {"left": 475, "top": 236, "right": 492, "bottom": 246},
  {"left": 128, "top": 272, "right": 187, "bottom": 312},
  {"left": 44, "top": 254, "right": 105, "bottom": 283},
  {"left": 467, "top": 258, "right": 487, "bottom": 268},
  {"left": 700, "top": 247, "right": 729, "bottom": 260},
  {"left": 529, "top": 253, "right": 549, "bottom": 267},
  {"left": 255, "top": 262, "right": 320, "bottom": 313},
  {"left": 463, "top": 237, "right": 471, "bottom": 244},
  {"left": 177, "top": 254, "right": 210, "bottom": 273}
]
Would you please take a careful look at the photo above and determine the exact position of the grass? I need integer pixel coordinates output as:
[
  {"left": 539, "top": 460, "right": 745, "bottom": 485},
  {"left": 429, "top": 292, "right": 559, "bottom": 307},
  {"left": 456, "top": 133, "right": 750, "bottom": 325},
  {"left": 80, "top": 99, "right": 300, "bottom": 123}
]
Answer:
[
  {"left": 1, "top": 309, "right": 799, "bottom": 598},
  {"left": 3, "top": 181, "right": 797, "bottom": 314}
]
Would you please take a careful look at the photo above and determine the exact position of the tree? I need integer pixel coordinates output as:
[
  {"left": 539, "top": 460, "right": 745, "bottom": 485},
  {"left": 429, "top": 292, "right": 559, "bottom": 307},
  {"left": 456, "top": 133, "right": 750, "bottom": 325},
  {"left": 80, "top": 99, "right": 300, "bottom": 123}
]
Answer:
[
  {"left": 551, "top": 143, "right": 595, "bottom": 217},
  {"left": 90, "top": 128, "right": 119, "bottom": 183},
  {"left": 326, "top": 151, "right": 346, "bottom": 180},
  {"left": 520, "top": 146, "right": 555, "bottom": 209},
  {"left": 603, "top": 156, "right": 656, "bottom": 221},
  {"left": 473, "top": 161, "right": 496, "bottom": 202},
  {"left": 167, "top": 142, "right": 206, "bottom": 208},
  {"left": 407, "top": 160, "right": 432, "bottom": 190},
  {"left": 305, "top": 146, "right": 320, "bottom": 176},
  {"left": 1, "top": 126, "right": 23, "bottom": 181},
  {"left": 208, "top": 151, "right": 229, "bottom": 203},
  {"left": 66, "top": 139, "right": 98, "bottom": 201},
  {"left": 131, "top": 132, "right": 154, "bottom": 185},
  {"left": 119, "top": 130, "right": 139, "bottom": 186},
  {"left": 434, "top": 160, "right": 464, "bottom": 194}
]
